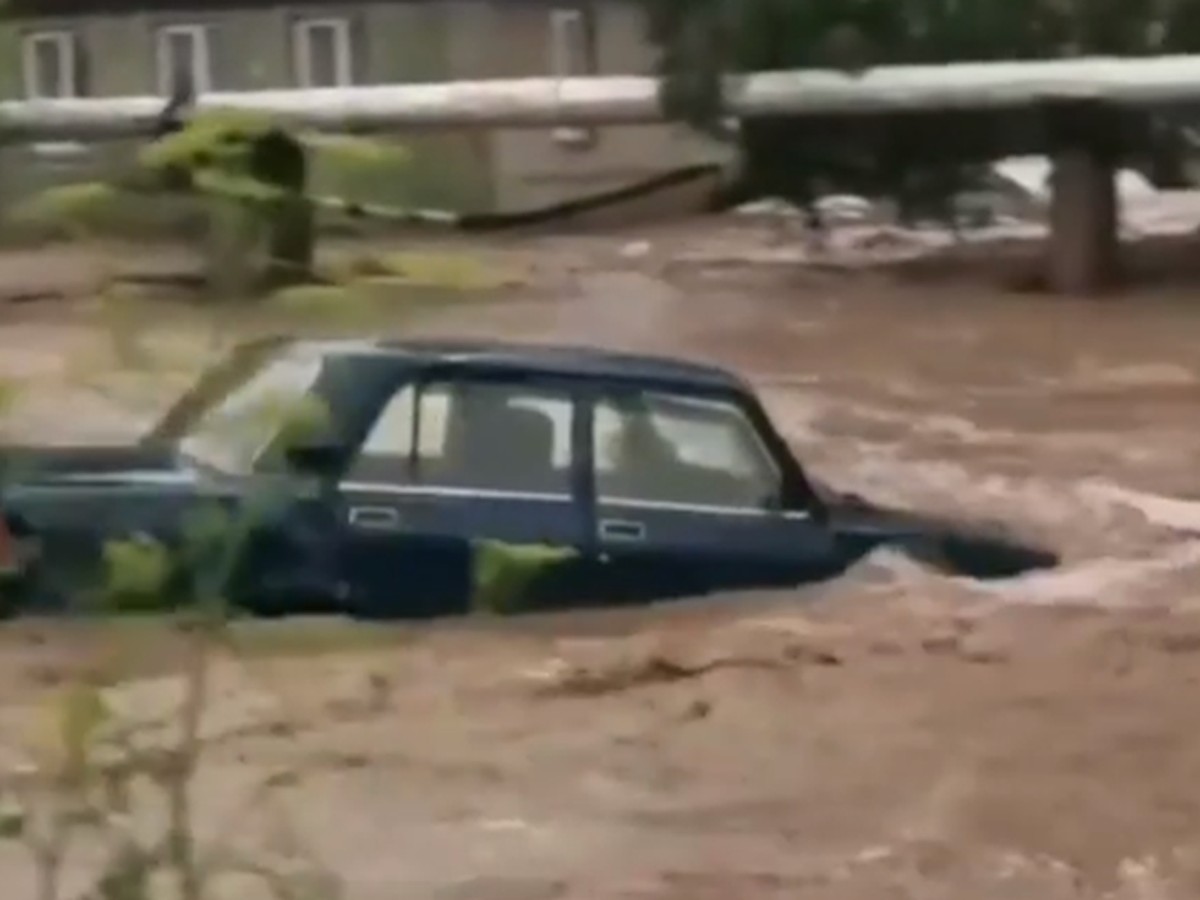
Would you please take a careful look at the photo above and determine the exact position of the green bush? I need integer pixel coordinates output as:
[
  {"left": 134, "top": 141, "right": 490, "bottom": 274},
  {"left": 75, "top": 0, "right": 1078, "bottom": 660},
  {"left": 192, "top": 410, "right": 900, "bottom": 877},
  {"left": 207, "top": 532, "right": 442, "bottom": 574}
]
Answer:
[
  {"left": 471, "top": 540, "right": 579, "bottom": 615},
  {"left": 101, "top": 535, "right": 174, "bottom": 612}
]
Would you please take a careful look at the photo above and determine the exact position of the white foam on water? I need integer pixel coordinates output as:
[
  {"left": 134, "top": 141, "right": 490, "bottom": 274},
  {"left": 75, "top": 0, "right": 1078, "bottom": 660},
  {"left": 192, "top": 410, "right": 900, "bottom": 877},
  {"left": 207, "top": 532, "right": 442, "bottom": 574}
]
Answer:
[
  {"left": 769, "top": 404, "right": 1200, "bottom": 609},
  {"left": 1077, "top": 480, "right": 1200, "bottom": 533},
  {"left": 970, "top": 539, "right": 1200, "bottom": 606}
]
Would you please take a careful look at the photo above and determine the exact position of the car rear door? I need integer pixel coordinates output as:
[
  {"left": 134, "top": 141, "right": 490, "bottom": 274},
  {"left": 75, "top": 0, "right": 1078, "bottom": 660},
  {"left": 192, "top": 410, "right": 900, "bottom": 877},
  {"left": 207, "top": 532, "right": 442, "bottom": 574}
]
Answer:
[
  {"left": 335, "top": 372, "right": 591, "bottom": 618},
  {"left": 584, "top": 386, "right": 843, "bottom": 603}
]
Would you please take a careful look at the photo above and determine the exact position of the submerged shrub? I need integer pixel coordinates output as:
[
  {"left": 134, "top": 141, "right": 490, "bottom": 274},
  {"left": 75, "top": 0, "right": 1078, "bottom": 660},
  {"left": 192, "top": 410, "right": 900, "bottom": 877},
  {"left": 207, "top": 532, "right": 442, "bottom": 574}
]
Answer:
[
  {"left": 101, "top": 535, "right": 173, "bottom": 612},
  {"left": 471, "top": 540, "right": 579, "bottom": 615}
]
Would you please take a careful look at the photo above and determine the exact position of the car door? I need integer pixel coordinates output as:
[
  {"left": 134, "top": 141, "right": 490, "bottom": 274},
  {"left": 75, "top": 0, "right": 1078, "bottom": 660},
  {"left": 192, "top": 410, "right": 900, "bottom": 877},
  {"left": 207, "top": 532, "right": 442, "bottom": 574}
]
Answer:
[
  {"left": 586, "top": 385, "right": 843, "bottom": 604},
  {"left": 335, "top": 372, "right": 591, "bottom": 618}
]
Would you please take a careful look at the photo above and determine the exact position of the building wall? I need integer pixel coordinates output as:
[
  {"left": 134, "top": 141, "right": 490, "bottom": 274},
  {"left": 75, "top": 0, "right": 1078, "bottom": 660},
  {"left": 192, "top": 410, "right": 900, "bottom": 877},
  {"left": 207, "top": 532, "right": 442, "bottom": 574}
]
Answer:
[
  {"left": 0, "top": 0, "right": 730, "bottom": 217},
  {"left": 457, "top": 0, "right": 732, "bottom": 211}
]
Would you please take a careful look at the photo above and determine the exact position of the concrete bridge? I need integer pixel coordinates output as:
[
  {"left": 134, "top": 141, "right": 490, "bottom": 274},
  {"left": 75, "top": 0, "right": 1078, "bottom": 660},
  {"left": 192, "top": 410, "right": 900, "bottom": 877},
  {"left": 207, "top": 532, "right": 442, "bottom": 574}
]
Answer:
[{"left": 5, "top": 54, "right": 1200, "bottom": 294}]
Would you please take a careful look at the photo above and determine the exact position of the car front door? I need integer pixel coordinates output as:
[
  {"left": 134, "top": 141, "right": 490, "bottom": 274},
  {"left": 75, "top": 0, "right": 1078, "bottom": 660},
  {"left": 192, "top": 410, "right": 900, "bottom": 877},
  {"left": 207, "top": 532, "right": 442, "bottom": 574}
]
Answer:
[
  {"left": 586, "top": 386, "right": 842, "bottom": 604},
  {"left": 335, "top": 372, "right": 591, "bottom": 618}
]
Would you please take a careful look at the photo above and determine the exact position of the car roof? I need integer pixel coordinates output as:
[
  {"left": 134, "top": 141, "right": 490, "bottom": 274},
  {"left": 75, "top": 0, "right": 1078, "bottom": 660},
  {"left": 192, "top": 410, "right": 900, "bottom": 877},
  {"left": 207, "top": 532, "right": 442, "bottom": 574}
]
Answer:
[{"left": 274, "top": 336, "right": 747, "bottom": 391}]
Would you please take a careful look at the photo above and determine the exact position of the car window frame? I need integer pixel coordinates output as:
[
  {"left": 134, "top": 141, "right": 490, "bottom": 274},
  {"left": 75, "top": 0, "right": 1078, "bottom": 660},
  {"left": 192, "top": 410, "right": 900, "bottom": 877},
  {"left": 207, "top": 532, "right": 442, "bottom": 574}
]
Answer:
[
  {"left": 341, "top": 370, "right": 587, "bottom": 505},
  {"left": 589, "top": 384, "right": 789, "bottom": 516}
]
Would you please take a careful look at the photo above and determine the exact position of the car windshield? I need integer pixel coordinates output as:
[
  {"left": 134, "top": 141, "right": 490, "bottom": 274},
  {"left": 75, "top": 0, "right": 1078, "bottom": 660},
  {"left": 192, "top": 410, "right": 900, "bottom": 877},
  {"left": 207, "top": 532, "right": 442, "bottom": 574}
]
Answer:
[{"left": 163, "top": 348, "right": 325, "bottom": 474}]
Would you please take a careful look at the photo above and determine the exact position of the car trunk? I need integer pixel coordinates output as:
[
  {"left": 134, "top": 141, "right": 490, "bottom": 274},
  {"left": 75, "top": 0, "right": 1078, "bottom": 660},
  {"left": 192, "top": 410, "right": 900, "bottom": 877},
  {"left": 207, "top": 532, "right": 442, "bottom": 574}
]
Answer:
[
  {"left": 0, "top": 444, "right": 179, "bottom": 485},
  {"left": 825, "top": 493, "right": 1058, "bottom": 580}
]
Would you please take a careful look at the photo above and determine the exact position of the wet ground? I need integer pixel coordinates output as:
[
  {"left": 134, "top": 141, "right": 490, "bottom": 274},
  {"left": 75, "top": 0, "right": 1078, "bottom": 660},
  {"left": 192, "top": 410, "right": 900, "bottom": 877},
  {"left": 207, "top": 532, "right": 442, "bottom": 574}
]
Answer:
[{"left": 1, "top": 223, "right": 1200, "bottom": 898}]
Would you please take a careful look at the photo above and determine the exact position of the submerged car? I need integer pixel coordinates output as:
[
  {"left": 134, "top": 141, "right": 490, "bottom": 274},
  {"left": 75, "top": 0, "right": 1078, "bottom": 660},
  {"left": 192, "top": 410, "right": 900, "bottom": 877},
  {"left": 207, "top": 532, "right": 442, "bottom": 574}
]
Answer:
[{"left": 0, "top": 337, "right": 1056, "bottom": 618}]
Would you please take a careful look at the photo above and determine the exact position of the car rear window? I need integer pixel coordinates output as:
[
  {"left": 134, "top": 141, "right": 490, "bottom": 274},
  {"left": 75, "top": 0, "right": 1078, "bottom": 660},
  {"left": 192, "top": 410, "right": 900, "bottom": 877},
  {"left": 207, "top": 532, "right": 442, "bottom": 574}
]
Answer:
[{"left": 176, "top": 351, "right": 326, "bottom": 474}]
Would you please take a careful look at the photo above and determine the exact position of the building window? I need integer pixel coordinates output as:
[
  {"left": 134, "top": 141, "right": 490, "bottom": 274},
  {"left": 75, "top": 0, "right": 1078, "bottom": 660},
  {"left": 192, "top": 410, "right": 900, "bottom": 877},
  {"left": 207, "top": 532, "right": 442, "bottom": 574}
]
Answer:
[
  {"left": 22, "top": 31, "right": 79, "bottom": 99},
  {"left": 549, "top": 6, "right": 598, "bottom": 147},
  {"left": 549, "top": 7, "right": 597, "bottom": 78},
  {"left": 157, "top": 25, "right": 211, "bottom": 96},
  {"left": 293, "top": 18, "right": 352, "bottom": 88}
]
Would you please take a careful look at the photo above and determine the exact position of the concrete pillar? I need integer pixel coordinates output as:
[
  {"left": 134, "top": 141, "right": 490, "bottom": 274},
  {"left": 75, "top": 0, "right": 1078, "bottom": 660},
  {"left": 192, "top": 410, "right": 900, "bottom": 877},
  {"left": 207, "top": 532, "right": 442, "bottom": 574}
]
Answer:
[{"left": 1039, "top": 97, "right": 1123, "bottom": 296}]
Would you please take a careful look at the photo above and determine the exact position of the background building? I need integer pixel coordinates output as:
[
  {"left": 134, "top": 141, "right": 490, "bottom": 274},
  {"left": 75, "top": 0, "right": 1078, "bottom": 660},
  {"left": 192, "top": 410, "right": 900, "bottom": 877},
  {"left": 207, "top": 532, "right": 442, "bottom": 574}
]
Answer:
[{"left": 1, "top": 0, "right": 730, "bottom": 214}]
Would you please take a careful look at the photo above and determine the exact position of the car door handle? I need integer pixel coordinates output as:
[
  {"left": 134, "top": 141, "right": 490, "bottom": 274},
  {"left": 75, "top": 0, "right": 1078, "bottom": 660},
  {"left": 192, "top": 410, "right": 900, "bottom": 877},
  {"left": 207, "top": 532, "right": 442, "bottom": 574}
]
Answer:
[
  {"left": 348, "top": 506, "right": 402, "bottom": 531},
  {"left": 599, "top": 518, "right": 646, "bottom": 542}
]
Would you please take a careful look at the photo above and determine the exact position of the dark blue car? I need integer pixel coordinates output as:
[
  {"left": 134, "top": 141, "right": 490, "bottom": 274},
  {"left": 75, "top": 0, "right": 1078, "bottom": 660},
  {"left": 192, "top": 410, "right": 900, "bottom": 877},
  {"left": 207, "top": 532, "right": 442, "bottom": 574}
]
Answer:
[{"left": 0, "top": 336, "right": 1057, "bottom": 618}]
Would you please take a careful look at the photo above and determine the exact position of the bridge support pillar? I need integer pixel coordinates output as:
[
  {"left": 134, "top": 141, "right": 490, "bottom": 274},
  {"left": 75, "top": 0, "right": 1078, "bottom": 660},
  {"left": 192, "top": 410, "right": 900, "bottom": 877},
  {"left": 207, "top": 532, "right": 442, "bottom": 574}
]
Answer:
[
  {"left": 1043, "top": 99, "right": 1122, "bottom": 295},
  {"left": 1047, "top": 149, "right": 1119, "bottom": 294}
]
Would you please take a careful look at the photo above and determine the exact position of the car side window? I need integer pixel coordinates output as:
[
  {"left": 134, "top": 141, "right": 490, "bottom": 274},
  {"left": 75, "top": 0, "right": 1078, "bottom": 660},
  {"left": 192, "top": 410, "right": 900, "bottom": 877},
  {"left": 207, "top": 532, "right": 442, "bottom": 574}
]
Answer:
[
  {"left": 348, "top": 379, "right": 574, "bottom": 496},
  {"left": 593, "top": 390, "right": 781, "bottom": 510}
]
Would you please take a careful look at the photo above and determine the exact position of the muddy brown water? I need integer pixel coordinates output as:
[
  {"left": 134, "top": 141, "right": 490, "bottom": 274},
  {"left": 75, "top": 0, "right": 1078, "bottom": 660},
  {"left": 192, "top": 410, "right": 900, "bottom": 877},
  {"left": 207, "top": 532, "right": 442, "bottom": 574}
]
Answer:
[{"left": 1, "top": 230, "right": 1200, "bottom": 898}]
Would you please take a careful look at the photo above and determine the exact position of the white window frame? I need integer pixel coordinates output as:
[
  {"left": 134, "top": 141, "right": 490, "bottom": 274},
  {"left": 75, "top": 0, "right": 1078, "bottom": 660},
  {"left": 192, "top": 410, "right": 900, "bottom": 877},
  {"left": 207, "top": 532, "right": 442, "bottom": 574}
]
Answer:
[
  {"left": 549, "top": 7, "right": 597, "bottom": 147},
  {"left": 22, "top": 30, "right": 78, "bottom": 100},
  {"left": 156, "top": 24, "right": 212, "bottom": 96},
  {"left": 293, "top": 17, "right": 353, "bottom": 89}
]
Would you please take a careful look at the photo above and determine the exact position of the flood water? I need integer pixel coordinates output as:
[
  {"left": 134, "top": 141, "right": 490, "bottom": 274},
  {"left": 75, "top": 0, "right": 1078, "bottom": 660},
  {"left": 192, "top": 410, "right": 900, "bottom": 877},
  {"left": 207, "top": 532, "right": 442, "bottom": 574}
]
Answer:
[
  {"left": 398, "top": 225, "right": 1200, "bottom": 612},
  {"left": 3, "top": 231, "right": 1200, "bottom": 897},
  {"left": 2, "top": 229, "right": 1199, "bottom": 612}
]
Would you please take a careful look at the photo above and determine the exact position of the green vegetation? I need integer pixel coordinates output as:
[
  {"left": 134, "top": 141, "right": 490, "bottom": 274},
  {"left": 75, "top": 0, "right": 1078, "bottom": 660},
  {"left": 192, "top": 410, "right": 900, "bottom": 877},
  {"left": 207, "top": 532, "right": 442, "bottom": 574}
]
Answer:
[
  {"left": 471, "top": 540, "right": 579, "bottom": 615},
  {"left": 6, "top": 111, "right": 455, "bottom": 296},
  {"left": 0, "top": 62, "right": 556, "bottom": 900},
  {"left": 4, "top": 115, "right": 512, "bottom": 336},
  {"left": 0, "top": 380, "right": 577, "bottom": 898},
  {"left": 101, "top": 535, "right": 174, "bottom": 611},
  {"left": 0, "top": 451, "right": 335, "bottom": 899},
  {"left": 0, "top": 309, "right": 578, "bottom": 897},
  {"left": 0, "top": 501, "right": 576, "bottom": 899},
  {"left": 9, "top": 183, "right": 126, "bottom": 241}
]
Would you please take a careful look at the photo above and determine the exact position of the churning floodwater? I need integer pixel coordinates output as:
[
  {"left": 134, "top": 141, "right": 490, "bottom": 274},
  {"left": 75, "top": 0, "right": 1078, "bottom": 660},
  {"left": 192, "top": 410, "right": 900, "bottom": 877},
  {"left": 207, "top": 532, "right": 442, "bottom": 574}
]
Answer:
[
  {"left": 512, "top": 226, "right": 1200, "bottom": 612},
  {"left": 5, "top": 233, "right": 1200, "bottom": 899},
  {"left": 2, "top": 228, "right": 1199, "bottom": 613}
]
